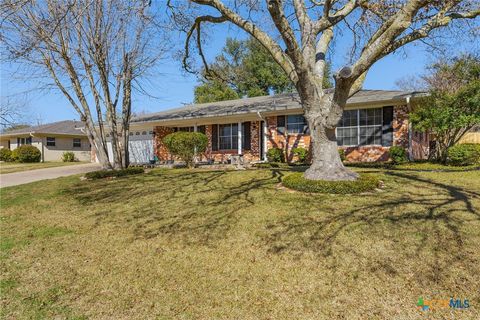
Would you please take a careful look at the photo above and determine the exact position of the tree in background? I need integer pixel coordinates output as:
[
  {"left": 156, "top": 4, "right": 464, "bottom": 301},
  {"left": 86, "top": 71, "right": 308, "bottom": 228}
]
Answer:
[
  {"left": 1, "top": 0, "right": 166, "bottom": 169},
  {"left": 171, "top": 0, "right": 479, "bottom": 181},
  {"left": 194, "top": 37, "right": 331, "bottom": 103},
  {"left": 411, "top": 55, "right": 480, "bottom": 163}
]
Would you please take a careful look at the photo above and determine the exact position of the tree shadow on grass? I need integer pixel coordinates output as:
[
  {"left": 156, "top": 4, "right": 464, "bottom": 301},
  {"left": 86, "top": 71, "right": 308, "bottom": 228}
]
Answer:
[
  {"left": 263, "top": 170, "right": 479, "bottom": 285},
  {"left": 64, "top": 169, "right": 284, "bottom": 245}
]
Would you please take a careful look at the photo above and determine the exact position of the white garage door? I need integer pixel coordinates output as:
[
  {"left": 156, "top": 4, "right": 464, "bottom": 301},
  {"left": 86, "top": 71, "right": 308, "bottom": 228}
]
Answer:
[{"left": 106, "top": 133, "right": 154, "bottom": 164}]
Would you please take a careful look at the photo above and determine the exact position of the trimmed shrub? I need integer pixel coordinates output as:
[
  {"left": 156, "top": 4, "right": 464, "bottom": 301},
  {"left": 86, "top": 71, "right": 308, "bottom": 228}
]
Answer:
[
  {"left": 267, "top": 147, "right": 285, "bottom": 163},
  {"left": 447, "top": 144, "right": 480, "bottom": 166},
  {"left": 338, "top": 149, "right": 346, "bottom": 162},
  {"left": 62, "top": 151, "right": 76, "bottom": 162},
  {"left": 389, "top": 146, "right": 408, "bottom": 164},
  {"left": 11, "top": 145, "right": 41, "bottom": 163},
  {"left": 291, "top": 147, "right": 308, "bottom": 163},
  {"left": 163, "top": 132, "right": 208, "bottom": 168},
  {"left": 282, "top": 173, "right": 380, "bottom": 194},
  {"left": 0, "top": 148, "right": 12, "bottom": 162},
  {"left": 84, "top": 167, "right": 144, "bottom": 180}
]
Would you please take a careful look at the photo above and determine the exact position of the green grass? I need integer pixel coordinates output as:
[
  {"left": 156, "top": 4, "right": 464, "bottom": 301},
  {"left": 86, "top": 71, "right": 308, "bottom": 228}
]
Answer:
[
  {"left": 1, "top": 165, "right": 479, "bottom": 319},
  {"left": 0, "top": 161, "right": 88, "bottom": 174}
]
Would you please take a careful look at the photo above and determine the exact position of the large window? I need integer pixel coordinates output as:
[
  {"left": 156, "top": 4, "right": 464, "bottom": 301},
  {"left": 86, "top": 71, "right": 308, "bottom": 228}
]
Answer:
[
  {"left": 46, "top": 137, "right": 56, "bottom": 147},
  {"left": 287, "top": 115, "right": 309, "bottom": 134},
  {"left": 336, "top": 107, "right": 388, "bottom": 146},
  {"left": 218, "top": 124, "right": 238, "bottom": 150},
  {"left": 212, "top": 123, "right": 251, "bottom": 151}
]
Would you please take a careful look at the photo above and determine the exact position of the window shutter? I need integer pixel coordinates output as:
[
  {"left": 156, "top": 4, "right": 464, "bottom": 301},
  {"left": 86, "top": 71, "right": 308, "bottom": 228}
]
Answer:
[
  {"left": 243, "top": 122, "right": 251, "bottom": 150},
  {"left": 212, "top": 124, "right": 218, "bottom": 151},
  {"left": 277, "top": 115, "right": 285, "bottom": 135},
  {"left": 198, "top": 125, "right": 206, "bottom": 134},
  {"left": 382, "top": 106, "right": 394, "bottom": 146}
]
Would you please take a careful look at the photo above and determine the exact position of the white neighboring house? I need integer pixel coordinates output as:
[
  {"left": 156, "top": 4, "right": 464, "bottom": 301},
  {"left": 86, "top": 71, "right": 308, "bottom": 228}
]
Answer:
[{"left": 0, "top": 120, "right": 91, "bottom": 162}]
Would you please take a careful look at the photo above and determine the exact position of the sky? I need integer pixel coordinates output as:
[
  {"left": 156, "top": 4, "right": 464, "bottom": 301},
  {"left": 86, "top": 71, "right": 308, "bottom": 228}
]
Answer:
[{"left": 1, "top": 10, "right": 478, "bottom": 125}]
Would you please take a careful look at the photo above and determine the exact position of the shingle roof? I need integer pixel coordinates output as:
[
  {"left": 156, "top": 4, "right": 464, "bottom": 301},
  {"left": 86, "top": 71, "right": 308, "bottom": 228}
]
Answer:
[
  {"left": 132, "top": 89, "right": 427, "bottom": 123},
  {"left": 1, "top": 120, "right": 86, "bottom": 137}
]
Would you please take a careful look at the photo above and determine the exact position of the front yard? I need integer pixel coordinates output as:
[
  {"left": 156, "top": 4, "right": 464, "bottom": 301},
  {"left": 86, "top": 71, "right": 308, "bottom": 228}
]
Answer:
[
  {"left": 1, "top": 166, "right": 479, "bottom": 319},
  {"left": 0, "top": 161, "right": 88, "bottom": 174}
]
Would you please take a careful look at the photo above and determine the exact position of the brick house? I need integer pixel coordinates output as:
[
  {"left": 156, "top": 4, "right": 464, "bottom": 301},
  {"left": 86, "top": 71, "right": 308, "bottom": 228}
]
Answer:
[{"left": 103, "top": 90, "right": 429, "bottom": 164}]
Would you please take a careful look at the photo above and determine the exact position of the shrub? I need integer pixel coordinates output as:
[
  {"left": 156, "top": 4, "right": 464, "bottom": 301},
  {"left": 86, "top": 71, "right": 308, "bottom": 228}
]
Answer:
[
  {"left": 163, "top": 132, "right": 208, "bottom": 168},
  {"left": 447, "top": 144, "right": 480, "bottom": 166},
  {"left": 389, "top": 146, "right": 408, "bottom": 164},
  {"left": 282, "top": 173, "right": 380, "bottom": 194},
  {"left": 0, "top": 148, "right": 12, "bottom": 162},
  {"left": 267, "top": 147, "right": 285, "bottom": 163},
  {"left": 291, "top": 147, "right": 308, "bottom": 163},
  {"left": 84, "top": 167, "right": 144, "bottom": 180},
  {"left": 338, "top": 149, "right": 346, "bottom": 162},
  {"left": 62, "top": 151, "right": 76, "bottom": 162},
  {"left": 11, "top": 145, "right": 41, "bottom": 163}
]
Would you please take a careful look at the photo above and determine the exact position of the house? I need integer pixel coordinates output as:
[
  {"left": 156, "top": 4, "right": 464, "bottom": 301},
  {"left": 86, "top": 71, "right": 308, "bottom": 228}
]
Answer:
[
  {"left": 0, "top": 120, "right": 91, "bottom": 162},
  {"left": 109, "top": 89, "right": 429, "bottom": 164}
]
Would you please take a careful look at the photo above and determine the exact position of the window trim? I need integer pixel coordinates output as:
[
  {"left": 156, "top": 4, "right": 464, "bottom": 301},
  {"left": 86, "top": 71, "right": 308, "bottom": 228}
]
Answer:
[
  {"left": 336, "top": 108, "right": 384, "bottom": 147},
  {"left": 217, "top": 123, "right": 238, "bottom": 151}
]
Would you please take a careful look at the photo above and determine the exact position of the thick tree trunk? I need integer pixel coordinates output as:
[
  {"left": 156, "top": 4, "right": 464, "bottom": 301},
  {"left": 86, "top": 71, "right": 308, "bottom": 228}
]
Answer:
[{"left": 303, "top": 95, "right": 358, "bottom": 181}]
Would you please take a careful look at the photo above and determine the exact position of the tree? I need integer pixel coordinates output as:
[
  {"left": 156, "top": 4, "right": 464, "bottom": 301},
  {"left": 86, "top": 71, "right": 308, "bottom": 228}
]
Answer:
[
  {"left": 0, "top": 96, "right": 28, "bottom": 128},
  {"left": 411, "top": 55, "right": 480, "bottom": 162},
  {"left": 169, "top": 0, "right": 479, "bottom": 181},
  {"left": 163, "top": 132, "right": 208, "bottom": 168},
  {"left": 1, "top": 0, "right": 165, "bottom": 169},
  {"left": 194, "top": 37, "right": 298, "bottom": 103}
]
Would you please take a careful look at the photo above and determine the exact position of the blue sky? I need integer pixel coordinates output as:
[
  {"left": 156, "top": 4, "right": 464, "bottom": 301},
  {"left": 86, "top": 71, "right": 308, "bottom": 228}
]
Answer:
[{"left": 1, "top": 18, "right": 477, "bottom": 125}]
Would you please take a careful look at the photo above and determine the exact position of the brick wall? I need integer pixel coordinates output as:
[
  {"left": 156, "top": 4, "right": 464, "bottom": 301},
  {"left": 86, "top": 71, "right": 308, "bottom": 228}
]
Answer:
[{"left": 153, "top": 105, "right": 427, "bottom": 164}]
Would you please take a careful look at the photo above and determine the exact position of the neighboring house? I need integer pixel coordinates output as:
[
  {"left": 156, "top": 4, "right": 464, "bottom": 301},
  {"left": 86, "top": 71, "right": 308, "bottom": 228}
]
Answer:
[
  {"left": 100, "top": 89, "right": 429, "bottom": 164},
  {"left": 0, "top": 120, "right": 91, "bottom": 162}
]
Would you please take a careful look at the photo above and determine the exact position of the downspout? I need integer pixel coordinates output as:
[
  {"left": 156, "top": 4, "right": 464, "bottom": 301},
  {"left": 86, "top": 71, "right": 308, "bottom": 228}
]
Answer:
[
  {"left": 406, "top": 96, "right": 413, "bottom": 161},
  {"left": 256, "top": 111, "right": 267, "bottom": 162}
]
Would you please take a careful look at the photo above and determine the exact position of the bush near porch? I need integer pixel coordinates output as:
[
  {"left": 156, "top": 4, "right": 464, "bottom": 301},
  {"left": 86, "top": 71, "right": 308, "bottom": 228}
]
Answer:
[{"left": 1, "top": 164, "right": 479, "bottom": 319}]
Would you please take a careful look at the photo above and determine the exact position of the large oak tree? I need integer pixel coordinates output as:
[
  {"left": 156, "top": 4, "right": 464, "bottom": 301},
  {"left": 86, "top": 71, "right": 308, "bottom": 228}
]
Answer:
[{"left": 170, "top": 0, "right": 479, "bottom": 180}]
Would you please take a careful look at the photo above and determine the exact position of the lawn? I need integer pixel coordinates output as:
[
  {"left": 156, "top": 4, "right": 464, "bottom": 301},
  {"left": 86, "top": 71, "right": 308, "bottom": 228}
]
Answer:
[
  {"left": 0, "top": 161, "right": 87, "bottom": 174},
  {"left": 1, "top": 166, "right": 479, "bottom": 319}
]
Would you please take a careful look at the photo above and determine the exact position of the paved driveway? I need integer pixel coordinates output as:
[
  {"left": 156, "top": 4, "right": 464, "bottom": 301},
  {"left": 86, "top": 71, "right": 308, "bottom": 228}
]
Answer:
[{"left": 0, "top": 163, "right": 101, "bottom": 188}]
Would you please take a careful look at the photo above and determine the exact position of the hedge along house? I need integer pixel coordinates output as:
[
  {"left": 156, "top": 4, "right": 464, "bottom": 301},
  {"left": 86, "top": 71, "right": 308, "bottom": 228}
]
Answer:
[
  {"left": 108, "top": 90, "right": 429, "bottom": 164},
  {"left": 0, "top": 120, "right": 91, "bottom": 162}
]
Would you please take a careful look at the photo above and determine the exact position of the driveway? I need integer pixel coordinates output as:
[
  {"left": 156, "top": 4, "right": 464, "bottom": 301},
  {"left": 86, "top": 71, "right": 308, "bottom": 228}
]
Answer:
[{"left": 0, "top": 163, "right": 101, "bottom": 188}]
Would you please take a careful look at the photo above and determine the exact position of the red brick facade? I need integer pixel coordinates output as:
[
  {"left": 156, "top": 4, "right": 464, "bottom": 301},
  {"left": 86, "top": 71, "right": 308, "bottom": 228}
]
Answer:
[{"left": 153, "top": 105, "right": 428, "bottom": 163}]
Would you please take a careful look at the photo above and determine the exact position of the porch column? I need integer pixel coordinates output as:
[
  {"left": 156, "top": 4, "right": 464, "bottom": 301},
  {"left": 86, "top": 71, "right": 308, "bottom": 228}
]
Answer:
[
  {"left": 237, "top": 121, "right": 242, "bottom": 155},
  {"left": 262, "top": 121, "right": 267, "bottom": 161},
  {"left": 193, "top": 124, "right": 198, "bottom": 160},
  {"left": 193, "top": 124, "right": 197, "bottom": 132}
]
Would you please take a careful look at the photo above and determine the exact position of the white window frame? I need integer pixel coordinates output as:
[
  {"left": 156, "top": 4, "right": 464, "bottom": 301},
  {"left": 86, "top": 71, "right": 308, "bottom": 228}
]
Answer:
[
  {"left": 336, "top": 108, "right": 383, "bottom": 147},
  {"left": 217, "top": 123, "right": 238, "bottom": 150},
  {"left": 286, "top": 114, "right": 309, "bottom": 135},
  {"left": 73, "top": 138, "right": 81, "bottom": 148},
  {"left": 46, "top": 137, "right": 56, "bottom": 147}
]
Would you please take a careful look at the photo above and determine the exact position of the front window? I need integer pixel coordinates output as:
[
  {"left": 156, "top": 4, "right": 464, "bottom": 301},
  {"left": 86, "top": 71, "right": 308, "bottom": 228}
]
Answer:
[
  {"left": 46, "top": 137, "right": 55, "bottom": 147},
  {"left": 287, "top": 114, "right": 309, "bottom": 134},
  {"left": 218, "top": 124, "right": 238, "bottom": 150},
  {"left": 17, "top": 137, "right": 32, "bottom": 146},
  {"left": 336, "top": 108, "right": 384, "bottom": 146},
  {"left": 73, "top": 138, "right": 81, "bottom": 148}
]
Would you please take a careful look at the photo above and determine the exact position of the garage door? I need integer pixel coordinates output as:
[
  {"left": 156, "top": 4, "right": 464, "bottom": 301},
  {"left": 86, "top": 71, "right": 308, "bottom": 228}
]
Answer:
[{"left": 106, "top": 133, "right": 154, "bottom": 164}]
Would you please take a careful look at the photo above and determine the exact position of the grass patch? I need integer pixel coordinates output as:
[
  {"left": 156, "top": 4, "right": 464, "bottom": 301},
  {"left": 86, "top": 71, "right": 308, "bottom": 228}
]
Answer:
[
  {"left": 0, "top": 167, "right": 479, "bottom": 319},
  {"left": 0, "top": 161, "right": 87, "bottom": 174},
  {"left": 282, "top": 172, "right": 380, "bottom": 194}
]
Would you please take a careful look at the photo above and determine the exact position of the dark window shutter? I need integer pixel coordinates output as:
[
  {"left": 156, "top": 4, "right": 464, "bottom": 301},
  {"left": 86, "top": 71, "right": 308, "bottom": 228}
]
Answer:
[
  {"left": 198, "top": 125, "right": 206, "bottom": 134},
  {"left": 243, "top": 122, "right": 251, "bottom": 150},
  {"left": 277, "top": 115, "right": 286, "bottom": 135},
  {"left": 382, "top": 106, "right": 394, "bottom": 146},
  {"left": 212, "top": 124, "right": 218, "bottom": 151}
]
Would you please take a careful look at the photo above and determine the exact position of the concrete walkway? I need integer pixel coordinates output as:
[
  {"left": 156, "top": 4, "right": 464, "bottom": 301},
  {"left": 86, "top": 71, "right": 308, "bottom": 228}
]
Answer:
[{"left": 0, "top": 163, "right": 101, "bottom": 188}]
